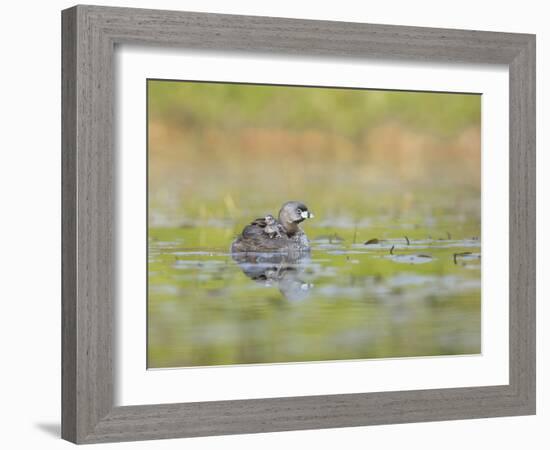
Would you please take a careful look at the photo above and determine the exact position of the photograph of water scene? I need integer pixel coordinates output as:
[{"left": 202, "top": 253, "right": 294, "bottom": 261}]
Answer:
[{"left": 147, "top": 79, "right": 481, "bottom": 369}]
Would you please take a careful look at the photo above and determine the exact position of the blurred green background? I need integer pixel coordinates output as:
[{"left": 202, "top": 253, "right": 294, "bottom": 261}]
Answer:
[{"left": 147, "top": 80, "right": 481, "bottom": 368}]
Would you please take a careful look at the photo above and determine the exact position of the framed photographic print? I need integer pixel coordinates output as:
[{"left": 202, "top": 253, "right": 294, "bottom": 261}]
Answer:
[{"left": 61, "top": 4, "right": 536, "bottom": 444}]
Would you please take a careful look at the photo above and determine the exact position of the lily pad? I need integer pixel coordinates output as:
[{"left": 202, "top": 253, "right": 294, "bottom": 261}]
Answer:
[{"left": 364, "top": 238, "right": 380, "bottom": 245}]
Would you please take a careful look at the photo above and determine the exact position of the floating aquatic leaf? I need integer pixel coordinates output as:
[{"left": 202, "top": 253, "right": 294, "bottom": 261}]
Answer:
[
  {"left": 364, "top": 238, "right": 380, "bottom": 245},
  {"left": 386, "top": 254, "right": 435, "bottom": 264},
  {"left": 453, "top": 251, "right": 472, "bottom": 264}
]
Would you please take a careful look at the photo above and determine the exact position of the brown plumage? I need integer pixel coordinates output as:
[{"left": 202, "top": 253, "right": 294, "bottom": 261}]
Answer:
[{"left": 231, "top": 201, "right": 314, "bottom": 253}]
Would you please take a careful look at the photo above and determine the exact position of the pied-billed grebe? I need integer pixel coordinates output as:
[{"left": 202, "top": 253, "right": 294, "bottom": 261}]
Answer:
[{"left": 231, "top": 201, "right": 314, "bottom": 253}]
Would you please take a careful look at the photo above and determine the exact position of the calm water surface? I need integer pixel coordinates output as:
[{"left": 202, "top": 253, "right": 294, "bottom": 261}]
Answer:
[{"left": 148, "top": 216, "right": 481, "bottom": 368}]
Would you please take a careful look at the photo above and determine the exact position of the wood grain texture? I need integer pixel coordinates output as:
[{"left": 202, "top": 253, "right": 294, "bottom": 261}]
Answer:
[
  {"left": 508, "top": 36, "right": 536, "bottom": 408},
  {"left": 61, "top": 7, "right": 77, "bottom": 443},
  {"left": 62, "top": 5, "right": 114, "bottom": 443},
  {"left": 61, "top": 4, "right": 536, "bottom": 444}
]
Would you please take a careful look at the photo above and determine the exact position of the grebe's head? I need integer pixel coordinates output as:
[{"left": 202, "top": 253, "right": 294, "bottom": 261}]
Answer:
[{"left": 278, "top": 201, "right": 314, "bottom": 234}]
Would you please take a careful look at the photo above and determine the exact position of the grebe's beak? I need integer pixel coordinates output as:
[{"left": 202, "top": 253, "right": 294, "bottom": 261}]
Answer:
[{"left": 301, "top": 211, "right": 314, "bottom": 219}]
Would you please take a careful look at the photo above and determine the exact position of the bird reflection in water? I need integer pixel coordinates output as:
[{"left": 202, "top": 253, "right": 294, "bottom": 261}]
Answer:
[{"left": 231, "top": 251, "right": 313, "bottom": 301}]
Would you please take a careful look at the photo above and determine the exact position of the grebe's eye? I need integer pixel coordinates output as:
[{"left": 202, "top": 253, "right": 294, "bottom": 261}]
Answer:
[{"left": 296, "top": 208, "right": 302, "bottom": 214}]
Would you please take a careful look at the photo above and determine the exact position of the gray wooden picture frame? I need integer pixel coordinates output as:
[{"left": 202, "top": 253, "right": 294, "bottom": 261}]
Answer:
[{"left": 61, "top": 4, "right": 536, "bottom": 444}]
